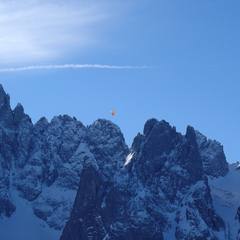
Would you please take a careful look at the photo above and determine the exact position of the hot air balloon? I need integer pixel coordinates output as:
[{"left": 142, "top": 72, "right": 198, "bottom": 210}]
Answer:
[{"left": 111, "top": 109, "right": 116, "bottom": 117}]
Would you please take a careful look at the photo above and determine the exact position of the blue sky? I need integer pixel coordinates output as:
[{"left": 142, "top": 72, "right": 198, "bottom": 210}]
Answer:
[{"left": 0, "top": 0, "right": 239, "bottom": 162}]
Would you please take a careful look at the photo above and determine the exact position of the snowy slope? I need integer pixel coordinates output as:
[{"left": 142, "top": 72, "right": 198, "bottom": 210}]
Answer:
[
  {"left": 209, "top": 163, "right": 240, "bottom": 239},
  {"left": 0, "top": 190, "right": 60, "bottom": 240}
]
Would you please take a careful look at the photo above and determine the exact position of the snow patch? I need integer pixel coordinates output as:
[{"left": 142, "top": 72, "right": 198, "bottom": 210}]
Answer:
[{"left": 124, "top": 152, "right": 134, "bottom": 166}]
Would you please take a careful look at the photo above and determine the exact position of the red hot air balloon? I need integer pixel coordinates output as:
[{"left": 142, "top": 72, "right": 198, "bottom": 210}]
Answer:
[{"left": 111, "top": 109, "right": 116, "bottom": 117}]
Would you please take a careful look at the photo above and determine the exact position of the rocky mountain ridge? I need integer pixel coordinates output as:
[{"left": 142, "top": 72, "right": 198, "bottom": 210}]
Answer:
[
  {"left": 0, "top": 84, "right": 238, "bottom": 240},
  {"left": 61, "top": 119, "right": 229, "bottom": 240}
]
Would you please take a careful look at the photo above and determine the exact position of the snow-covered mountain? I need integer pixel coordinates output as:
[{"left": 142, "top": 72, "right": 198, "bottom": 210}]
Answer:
[
  {"left": 60, "top": 119, "right": 229, "bottom": 240},
  {"left": 0, "top": 84, "right": 239, "bottom": 240}
]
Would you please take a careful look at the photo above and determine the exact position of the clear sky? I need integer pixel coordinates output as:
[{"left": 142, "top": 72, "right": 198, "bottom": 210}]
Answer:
[{"left": 0, "top": 0, "right": 239, "bottom": 162}]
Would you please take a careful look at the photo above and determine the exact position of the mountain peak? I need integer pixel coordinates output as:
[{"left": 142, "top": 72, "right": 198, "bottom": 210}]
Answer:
[
  {"left": 0, "top": 84, "right": 10, "bottom": 108},
  {"left": 89, "top": 118, "right": 125, "bottom": 142},
  {"left": 36, "top": 116, "right": 49, "bottom": 126},
  {"left": 13, "top": 103, "right": 24, "bottom": 119},
  {"left": 0, "top": 84, "right": 6, "bottom": 95},
  {"left": 144, "top": 119, "right": 176, "bottom": 137},
  {"left": 143, "top": 118, "right": 158, "bottom": 135},
  {"left": 13, "top": 103, "right": 33, "bottom": 127},
  {"left": 0, "top": 84, "right": 13, "bottom": 126},
  {"left": 90, "top": 118, "right": 120, "bottom": 131},
  {"left": 185, "top": 125, "right": 196, "bottom": 142}
]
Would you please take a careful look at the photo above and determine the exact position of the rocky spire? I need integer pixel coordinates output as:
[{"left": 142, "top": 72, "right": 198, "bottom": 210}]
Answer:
[
  {"left": 0, "top": 84, "right": 9, "bottom": 104},
  {"left": 195, "top": 130, "right": 229, "bottom": 177},
  {"left": 0, "top": 84, "right": 13, "bottom": 127},
  {"left": 184, "top": 125, "right": 203, "bottom": 182},
  {"left": 13, "top": 103, "right": 32, "bottom": 126},
  {"left": 60, "top": 165, "right": 106, "bottom": 240}
]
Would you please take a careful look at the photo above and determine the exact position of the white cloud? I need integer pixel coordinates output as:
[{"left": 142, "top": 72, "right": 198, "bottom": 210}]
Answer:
[
  {"left": 0, "top": 64, "right": 149, "bottom": 72},
  {"left": 0, "top": 0, "right": 110, "bottom": 64}
]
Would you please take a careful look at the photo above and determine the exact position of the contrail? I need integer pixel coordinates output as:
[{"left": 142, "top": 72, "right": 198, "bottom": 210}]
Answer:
[{"left": 0, "top": 64, "right": 150, "bottom": 73}]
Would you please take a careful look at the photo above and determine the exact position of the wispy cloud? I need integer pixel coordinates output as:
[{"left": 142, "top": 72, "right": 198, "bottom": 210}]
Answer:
[
  {"left": 0, "top": 64, "right": 150, "bottom": 73},
  {"left": 0, "top": 1, "right": 112, "bottom": 64}
]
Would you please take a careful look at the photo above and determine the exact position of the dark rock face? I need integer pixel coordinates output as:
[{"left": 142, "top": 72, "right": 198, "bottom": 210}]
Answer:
[
  {"left": 131, "top": 121, "right": 203, "bottom": 202},
  {"left": 60, "top": 165, "right": 106, "bottom": 240},
  {"left": 0, "top": 85, "right": 13, "bottom": 127},
  {"left": 235, "top": 207, "right": 240, "bottom": 240},
  {"left": 236, "top": 207, "right": 240, "bottom": 223},
  {"left": 136, "top": 119, "right": 181, "bottom": 183},
  {"left": 0, "top": 197, "right": 16, "bottom": 217},
  {"left": 196, "top": 131, "right": 229, "bottom": 177}
]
